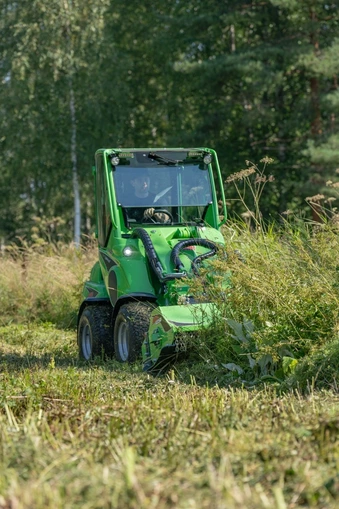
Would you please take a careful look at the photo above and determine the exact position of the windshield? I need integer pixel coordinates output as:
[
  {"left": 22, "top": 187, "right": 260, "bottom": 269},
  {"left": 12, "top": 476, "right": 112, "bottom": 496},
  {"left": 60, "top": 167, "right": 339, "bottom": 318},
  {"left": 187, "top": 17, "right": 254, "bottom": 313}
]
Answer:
[
  {"left": 114, "top": 164, "right": 212, "bottom": 207},
  {"left": 112, "top": 162, "right": 213, "bottom": 225}
]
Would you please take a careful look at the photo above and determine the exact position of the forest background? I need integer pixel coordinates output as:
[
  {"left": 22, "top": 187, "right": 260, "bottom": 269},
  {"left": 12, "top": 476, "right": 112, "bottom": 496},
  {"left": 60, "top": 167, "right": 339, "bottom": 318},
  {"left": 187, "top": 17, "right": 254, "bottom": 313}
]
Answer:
[{"left": 1, "top": 0, "right": 339, "bottom": 245}]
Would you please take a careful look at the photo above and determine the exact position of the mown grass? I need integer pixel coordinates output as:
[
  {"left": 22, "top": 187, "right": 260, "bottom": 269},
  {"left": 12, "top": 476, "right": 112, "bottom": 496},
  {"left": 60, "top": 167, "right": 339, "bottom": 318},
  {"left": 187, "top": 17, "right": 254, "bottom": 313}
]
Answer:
[{"left": 1, "top": 323, "right": 339, "bottom": 508}]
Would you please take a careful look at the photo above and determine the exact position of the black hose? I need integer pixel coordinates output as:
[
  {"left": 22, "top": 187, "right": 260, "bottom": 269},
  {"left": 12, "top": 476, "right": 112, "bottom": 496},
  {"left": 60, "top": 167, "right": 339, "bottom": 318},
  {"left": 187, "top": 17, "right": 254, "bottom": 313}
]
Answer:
[
  {"left": 132, "top": 229, "right": 218, "bottom": 281},
  {"left": 132, "top": 228, "right": 186, "bottom": 282},
  {"left": 170, "top": 239, "right": 218, "bottom": 275}
]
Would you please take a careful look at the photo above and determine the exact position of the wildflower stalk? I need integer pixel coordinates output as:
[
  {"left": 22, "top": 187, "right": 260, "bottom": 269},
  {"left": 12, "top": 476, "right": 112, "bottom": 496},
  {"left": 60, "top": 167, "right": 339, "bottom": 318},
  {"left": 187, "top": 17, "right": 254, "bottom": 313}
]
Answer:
[{"left": 226, "top": 156, "right": 275, "bottom": 232}]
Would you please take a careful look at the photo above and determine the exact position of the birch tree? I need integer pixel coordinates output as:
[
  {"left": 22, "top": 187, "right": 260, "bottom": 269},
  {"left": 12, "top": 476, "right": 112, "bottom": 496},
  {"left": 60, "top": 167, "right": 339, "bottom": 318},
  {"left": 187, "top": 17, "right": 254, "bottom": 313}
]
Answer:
[{"left": 0, "top": 0, "right": 110, "bottom": 243}]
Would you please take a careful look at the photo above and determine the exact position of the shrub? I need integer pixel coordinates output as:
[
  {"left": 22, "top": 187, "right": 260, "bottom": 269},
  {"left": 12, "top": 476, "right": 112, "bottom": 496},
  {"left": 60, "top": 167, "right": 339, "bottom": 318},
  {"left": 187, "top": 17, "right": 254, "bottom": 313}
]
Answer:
[{"left": 188, "top": 160, "right": 339, "bottom": 386}]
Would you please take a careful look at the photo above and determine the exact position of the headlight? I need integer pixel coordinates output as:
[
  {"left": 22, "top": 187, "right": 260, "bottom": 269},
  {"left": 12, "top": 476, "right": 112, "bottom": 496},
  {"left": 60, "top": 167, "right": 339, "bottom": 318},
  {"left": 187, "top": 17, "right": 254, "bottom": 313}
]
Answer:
[
  {"left": 203, "top": 153, "right": 212, "bottom": 165},
  {"left": 123, "top": 246, "right": 134, "bottom": 257},
  {"left": 110, "top": 156, "right": 120, "bottom": 167}
]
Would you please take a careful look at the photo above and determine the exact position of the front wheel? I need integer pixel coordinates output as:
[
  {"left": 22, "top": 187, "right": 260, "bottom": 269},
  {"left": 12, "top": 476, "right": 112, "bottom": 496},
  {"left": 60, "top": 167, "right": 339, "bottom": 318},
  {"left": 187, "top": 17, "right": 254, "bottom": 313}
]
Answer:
[
  {"left": 114, "top": 302, "right": 152, "bottom": 363},
  {"left": 78, "top": 306, "right": 113, "bottom": 360}
]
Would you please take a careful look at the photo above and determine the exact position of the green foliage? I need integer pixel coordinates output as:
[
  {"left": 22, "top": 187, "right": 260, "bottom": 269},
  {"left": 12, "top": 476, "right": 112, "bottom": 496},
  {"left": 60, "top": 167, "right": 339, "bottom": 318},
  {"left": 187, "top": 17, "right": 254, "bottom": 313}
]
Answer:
[
  {"left": 286, "top": 338, "right": 339, "bottom": 391},
  {"left": 202, "top": 220, "right": 339, "bottom": 385},
  {"left": 1, "top": 0, "right": 339, "bottom": 241}
]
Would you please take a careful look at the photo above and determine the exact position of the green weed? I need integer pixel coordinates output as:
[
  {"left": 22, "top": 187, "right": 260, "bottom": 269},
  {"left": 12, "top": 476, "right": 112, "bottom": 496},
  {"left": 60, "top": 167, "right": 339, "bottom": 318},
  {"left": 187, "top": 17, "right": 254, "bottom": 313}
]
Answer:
[{"left": 185, "top": 161, "right": 339, "bottom": 387}]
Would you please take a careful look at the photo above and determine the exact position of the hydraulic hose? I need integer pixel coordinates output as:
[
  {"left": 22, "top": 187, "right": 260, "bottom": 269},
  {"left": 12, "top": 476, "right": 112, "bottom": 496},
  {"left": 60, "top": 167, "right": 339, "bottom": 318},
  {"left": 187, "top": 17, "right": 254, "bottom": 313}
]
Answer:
[
  {"left": 170, "top": 239, "right": 218, "bottom": 275},
  {"left": 132, "top": 228, "right": 186, "bottom": 283}
]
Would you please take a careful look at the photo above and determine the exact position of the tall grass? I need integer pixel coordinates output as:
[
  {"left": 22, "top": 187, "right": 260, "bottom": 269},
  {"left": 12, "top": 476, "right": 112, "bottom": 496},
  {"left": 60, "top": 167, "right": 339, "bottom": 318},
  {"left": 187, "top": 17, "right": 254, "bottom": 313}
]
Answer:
[
  {"left": 188, "top": 160, "right": 339, "bottom": 389},
  {"left": 0, "top": 242, "right": 96, "bottom": 328}
]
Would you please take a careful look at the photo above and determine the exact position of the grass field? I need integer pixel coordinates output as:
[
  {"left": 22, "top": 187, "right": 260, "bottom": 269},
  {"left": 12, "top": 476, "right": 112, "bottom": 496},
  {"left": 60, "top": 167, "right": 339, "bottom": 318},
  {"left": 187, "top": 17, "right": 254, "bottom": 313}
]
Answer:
[
  {"left": 1, "top": 216, "right": 339, "bottom": 508},
  {"left": 1, "top": 323, "right": 339, "bottom": 508}
]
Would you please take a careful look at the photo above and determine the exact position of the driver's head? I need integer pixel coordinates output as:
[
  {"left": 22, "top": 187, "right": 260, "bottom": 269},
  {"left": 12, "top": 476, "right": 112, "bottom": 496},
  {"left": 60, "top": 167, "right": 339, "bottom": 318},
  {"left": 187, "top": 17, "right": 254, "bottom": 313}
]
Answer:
[{"left": 130, "top": 172, "right": 150, "bottom": 197}]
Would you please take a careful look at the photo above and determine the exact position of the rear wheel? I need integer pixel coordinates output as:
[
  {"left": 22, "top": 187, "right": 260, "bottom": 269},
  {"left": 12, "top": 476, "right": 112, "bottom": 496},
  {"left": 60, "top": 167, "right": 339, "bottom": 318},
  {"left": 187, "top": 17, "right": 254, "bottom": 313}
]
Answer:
[
  {"left": 78, "top": 306, "right": 113, "bottom": 360},
  {"left": 114, "top": 302, "right": 152, "bottom": 363}
]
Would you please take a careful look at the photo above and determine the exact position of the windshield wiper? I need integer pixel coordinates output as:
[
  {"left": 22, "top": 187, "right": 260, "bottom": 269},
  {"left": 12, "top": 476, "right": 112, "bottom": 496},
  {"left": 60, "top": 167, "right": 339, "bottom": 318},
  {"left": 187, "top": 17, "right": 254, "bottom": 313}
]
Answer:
[{"left": 148, "top": 152, "right": 183, "bottom": 165}]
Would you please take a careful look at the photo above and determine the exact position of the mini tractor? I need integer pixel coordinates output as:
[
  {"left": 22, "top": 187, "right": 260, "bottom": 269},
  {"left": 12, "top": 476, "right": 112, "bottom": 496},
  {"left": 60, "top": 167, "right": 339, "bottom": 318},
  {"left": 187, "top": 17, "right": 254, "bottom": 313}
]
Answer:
[{"left": 77, "top": 148, "right": 228, "bottom": 372}]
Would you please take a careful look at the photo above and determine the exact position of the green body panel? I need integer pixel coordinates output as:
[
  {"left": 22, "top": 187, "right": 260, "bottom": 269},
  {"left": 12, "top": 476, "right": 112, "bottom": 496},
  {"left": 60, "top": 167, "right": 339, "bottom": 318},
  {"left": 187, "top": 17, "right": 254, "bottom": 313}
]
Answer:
[
  {"left": 80, "top": 147, "right": 228, "bottom": 370},
  {"left": 100, "top": 246, "right": 156, "bottom": 302},
  {"left": 95, "top": 226, "right": 225, "bottom": 305},
  {"left": 82, "top": 262, "right": 109, "bottom": 299}
]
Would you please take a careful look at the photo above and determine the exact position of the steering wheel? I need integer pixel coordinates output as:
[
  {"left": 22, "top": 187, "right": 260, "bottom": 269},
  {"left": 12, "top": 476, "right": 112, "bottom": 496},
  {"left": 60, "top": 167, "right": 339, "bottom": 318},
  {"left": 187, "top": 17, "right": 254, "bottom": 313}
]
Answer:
[{"left": 143, "top": 209, "right": 173, "bottom": 224}]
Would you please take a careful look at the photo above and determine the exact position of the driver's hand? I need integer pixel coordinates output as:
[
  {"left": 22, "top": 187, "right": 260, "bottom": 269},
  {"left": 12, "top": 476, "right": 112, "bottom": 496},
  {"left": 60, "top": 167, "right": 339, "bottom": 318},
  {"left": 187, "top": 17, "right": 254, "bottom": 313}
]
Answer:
[
  {"left": 143, "top": 208, "right": 169, "bottom": 223},
  {"left": 143, "top": 208, "right": 155, "bottom": 218},
  {"left": 154, "top": 213, "right": 169, "bottom": 223}
]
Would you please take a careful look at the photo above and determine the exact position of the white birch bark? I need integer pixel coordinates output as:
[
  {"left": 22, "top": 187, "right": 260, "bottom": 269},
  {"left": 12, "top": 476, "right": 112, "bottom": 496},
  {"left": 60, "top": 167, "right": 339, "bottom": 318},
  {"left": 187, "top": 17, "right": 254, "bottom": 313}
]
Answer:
[
  {"left": 69, "top": 79, "right": 81, "bottom": 247},
  {"left": 63, "top": 0, "right": 81, "bottom": 247}
]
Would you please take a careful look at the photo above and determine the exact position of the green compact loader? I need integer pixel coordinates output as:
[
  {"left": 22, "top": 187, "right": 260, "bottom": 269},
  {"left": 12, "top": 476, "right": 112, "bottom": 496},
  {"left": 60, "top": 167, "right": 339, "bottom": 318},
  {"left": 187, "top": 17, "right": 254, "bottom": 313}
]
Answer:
[{"left": 77, "top": 148, "right": 228, "bottom": 372}]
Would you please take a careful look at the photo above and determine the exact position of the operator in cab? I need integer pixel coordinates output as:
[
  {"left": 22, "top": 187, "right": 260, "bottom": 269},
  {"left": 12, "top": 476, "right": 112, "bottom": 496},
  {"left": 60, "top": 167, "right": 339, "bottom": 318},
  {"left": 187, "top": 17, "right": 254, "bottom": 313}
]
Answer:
[{"left": 116, "top": 169, "right": 171, "bottom": 224}]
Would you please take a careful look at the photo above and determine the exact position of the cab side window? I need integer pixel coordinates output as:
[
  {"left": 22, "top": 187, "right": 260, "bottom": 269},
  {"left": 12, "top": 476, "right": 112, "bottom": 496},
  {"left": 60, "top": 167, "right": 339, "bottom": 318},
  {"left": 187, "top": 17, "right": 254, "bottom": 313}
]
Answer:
[{"left": 96, "top": 154, "right": 112, "bottom": 246}]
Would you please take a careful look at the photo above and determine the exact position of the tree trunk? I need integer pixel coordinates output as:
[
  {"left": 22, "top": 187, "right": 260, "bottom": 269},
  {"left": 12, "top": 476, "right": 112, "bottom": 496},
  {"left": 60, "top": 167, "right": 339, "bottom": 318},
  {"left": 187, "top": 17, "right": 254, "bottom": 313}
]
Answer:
[
  {"left": 309, "top": 7, "right": 321, "bottom": 137},
  {"left": 69, "top": 78, "right": 81, "bottom": 247},
  {"left": 63, "top": 0, "right": 81, "bottom": 246}
]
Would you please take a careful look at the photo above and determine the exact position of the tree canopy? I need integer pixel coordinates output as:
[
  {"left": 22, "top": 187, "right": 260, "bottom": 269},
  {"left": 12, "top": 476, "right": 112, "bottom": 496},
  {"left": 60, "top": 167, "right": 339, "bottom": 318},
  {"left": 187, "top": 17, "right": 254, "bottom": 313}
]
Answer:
[{"left": 1, "top": 0, "right": 339, "bottom": 243}]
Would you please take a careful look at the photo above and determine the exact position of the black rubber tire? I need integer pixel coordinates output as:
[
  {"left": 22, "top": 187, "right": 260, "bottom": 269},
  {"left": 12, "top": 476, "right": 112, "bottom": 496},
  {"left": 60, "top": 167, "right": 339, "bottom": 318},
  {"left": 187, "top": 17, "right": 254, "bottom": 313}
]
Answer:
[
  {"left": 78, "top": 306, "right": 113, "bottom": 360},
  {"left": 114, "top": 302, "right": 152, "bottom": 363}
]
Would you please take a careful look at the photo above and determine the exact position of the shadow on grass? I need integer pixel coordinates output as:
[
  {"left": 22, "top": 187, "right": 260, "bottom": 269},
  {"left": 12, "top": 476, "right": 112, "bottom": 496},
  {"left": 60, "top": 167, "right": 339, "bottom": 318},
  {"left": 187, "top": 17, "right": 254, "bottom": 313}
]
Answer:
[
  {"left": 0, "top": 352, "right": 78, "bottom": 371},
  {"left": 0, "top": 351, "right": 144, "bottom": 377},
  {"left": 172, "top": 360, "right": 243, "bottom": 388},
  {"left": 0, "top": 350, "right": 242, "bottom": 388}
]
